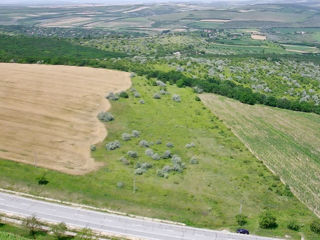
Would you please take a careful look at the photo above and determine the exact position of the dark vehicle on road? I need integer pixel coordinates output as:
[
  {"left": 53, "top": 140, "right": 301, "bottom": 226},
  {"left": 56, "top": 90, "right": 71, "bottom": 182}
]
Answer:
[{"left": 236, "top": 229, "right": 249, "bottom": 234}]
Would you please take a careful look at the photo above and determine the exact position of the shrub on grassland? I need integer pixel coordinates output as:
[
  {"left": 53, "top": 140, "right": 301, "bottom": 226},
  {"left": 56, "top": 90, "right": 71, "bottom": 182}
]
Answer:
[
  {"left": 172, "top": 94, "right": 181, "bottom": 102},
  {"left": 166, "top": 142, "right": 174, "bottom": 148},
  {"left": 134, "top": 92, "right": 141, "bottom": 98},
  {"left": 287, "top": 220, "right": 300, "bottom": 231},
  {"left": 122, "top": 133, "right": 132, "bottom": 141},
  {"left": 190, "top": 157, "right": 199, "bottom": 164},
  {"left": 145, "top": 148, "right": 154, "bottom": 157},
  {"left": 106, "top": 92, "right": 119, "bottom": 101},
  {"left": 97, "top": 112, "right": 114, "bottom": 122},
  {"left": 156, "top": 80, "right": 166, "bottom": 87},
  {"left": 132, "top": 130, "right": 140, "bottom": 138},
  {"left": 161, "top": 150, "right": 172, "bottom": 159},
  {"left": 152, "top": 153, "right": 161, "bottom": 160},
  {"left": 259, "top": 212, "right": 278, "bottom": 229},
  {"left": 119, "top": 91, "right": 129, "bottom": 98},
  {"left": 135, "top": 168, "right": 146, "bottom": 175},
  {"left": 139, "top": 140, "right": 149, "bottom": 148},
  {"left": 106, "top": 140, "right": 120, "bottom": 151},
  {"left": 153, "top": 93, "right": 161, "bottom": 99},
  {"left": 90, "top": 145, "right": 96, "bottom": 151},
  {"left": 119, "top": 156, "right": 129, "bottom": 165},
  {"left": 310, "top": 220, "right": 320, "bottom": 234},
  {"left": 127, "top": 151, "right": 138, "bottom": 158},
  {"left": 185, "top": 142, "right": 195, "bottom": 148},
  {"left": 235, "top": 214, "right": 248, "bottom": 226}
]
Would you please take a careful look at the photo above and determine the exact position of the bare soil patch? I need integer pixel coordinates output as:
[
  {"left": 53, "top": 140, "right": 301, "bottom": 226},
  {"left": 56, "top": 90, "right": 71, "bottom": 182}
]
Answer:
[
  {"left": 251, "top": 34, "right": 267, "bottom": 40},
  {"left": 0, "top": 63, "right": 131, "bottom": 175}
]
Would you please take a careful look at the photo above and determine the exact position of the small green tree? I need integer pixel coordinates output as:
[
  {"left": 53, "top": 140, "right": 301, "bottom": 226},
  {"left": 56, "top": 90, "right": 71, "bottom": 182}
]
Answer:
[
  {"left": 259, "top": 212, "right": 277, "bottom": 229},
  {"left": 287, "top": 220, "right": 300, "bottom": 231},
  {"left": 52, "top": 222, "right": 67, "bottom": 239},
  {"left": 310, "top": 220, "right": 320, "bottom": 234},
  {"left": 235, "top": 214, "right": 248, "bottom": 226},
  {"left": 23, "top": 216, "right": 42, "bottom": 238},
  {"left": 119, "top": 91, "right": 129, "bottom": 98}
]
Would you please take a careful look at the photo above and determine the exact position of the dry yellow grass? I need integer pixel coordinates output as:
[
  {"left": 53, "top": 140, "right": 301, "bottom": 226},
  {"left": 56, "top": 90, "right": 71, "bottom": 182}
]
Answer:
[
  {"left": 201, "top": 93, "right": 320, "bottom": 217},
  {"left": 0, "top": 63, "right": 131, "bottom": 175}
]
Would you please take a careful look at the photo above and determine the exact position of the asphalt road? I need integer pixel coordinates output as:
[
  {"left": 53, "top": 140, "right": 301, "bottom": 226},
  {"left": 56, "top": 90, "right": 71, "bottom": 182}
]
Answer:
[{"left": 0, "top": 191, "right": 282, "bottom": 240}]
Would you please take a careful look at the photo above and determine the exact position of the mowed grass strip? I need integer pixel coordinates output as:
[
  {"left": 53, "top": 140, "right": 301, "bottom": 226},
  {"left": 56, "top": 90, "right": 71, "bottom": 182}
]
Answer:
[
  {"left": 200, "top": 93, "right": 320, "bottom": 219},
  {"left": 0, "top": 77, "right": 318, "bottom": 239}
]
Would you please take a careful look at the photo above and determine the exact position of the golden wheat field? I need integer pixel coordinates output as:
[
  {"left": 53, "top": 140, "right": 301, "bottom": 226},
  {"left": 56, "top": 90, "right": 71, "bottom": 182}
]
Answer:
[
  {"left": 0, "top": 63, "right": 131, "bottom": 175},
  {"left": 201, "top": 93, "right": 320, "bottom": 217}
]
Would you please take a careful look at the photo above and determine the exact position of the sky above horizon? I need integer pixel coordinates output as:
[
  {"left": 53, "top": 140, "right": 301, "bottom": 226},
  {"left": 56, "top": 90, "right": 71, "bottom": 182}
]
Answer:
[{"left": 0, "top": 0, "right": 251, "bottom": 4}]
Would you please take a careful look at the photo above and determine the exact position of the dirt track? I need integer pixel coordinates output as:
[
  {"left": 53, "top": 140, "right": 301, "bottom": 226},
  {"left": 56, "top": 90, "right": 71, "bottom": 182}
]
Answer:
[{"left": 0, "top": 63, "right": 131, "bottom": 175}]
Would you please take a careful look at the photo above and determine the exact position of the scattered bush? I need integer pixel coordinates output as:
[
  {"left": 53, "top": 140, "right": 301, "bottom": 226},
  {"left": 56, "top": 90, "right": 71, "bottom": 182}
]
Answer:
[
  {"left": 310, "top": 220, "right": 320, "bottom": 234},
  {"left": 162, "top": 165, "right": 172, "bottom": 173},
  {"left": 166, "top": 142, "right": 174, "bottom": 148},
  {"left": 152, "top": 153, "right": 161, "bottom": 160},
  {"left": 132, "top": 130, "right": 140, "bottom": 138},
  {"left": 259, "top": 212, "right": 278, "bottom": 229},
  {"left": 145, "top": 148, "right": 154, "bottom": 157},
  {"left": 106, "top": 92, "right": 119, "bottom": 101},
  {"left": 235, "top": 214, "right": 248, "bottom": 226},
  {"left": 119, "top": 156, "right": 129, "bottom": 165},
  {"left": 135, "top": 168, "right": 146, "bottom": 175},
  {"left": 161, "top": 150, "right": 172, "bottom": 159},
  {"left": 153, "top": 93, "right": 161, "bottom": 99},
  {"left": 119, "top": 91, "right": 129, "bottom": 98},
  {"left": 156, "top": 80, "right": 166, "bottom": 87},
  {"left": 134, "top": 92, "right": 141, "bottom": 98},
  {"left": 127, "top": 151, "right": 138, "bottom": 158},
  {"left": 139, "top": 99, "right": 145, "bottom": 104},
  {"left": 172, "top": 94, "right": 181, "bottom": 102},
  {"left": 117, "top": 182, "right": 124, "bottom": 188},
  {"left": 122, "top": 133, "right": 132, "bottom": 141},
  {"left": 185, "top": 142, "right": 195, "bottom": 148},
  {"left": 90, "top": 145, "right": 96, "bottom": 151},
  {"left": 190, "top": 157, "right": 199, "bottom": 164},
  {"left": 105, "top": 140, "right": 120, "bottom": 151},
  {"left": 195, "top": 96, "right": 201, "bottom": 101},
  {"left": 157, "top": 170, "right": 166, "bottom": 178},
  {"left": 139, "top": 140, "right": 149, "bottom": 148},
  {"left": 171, "top": 155, "right": 182, "bottom": 164},
  {"left": 156, "top": 140, "right": 162, "bottom": 145},
  {"left": 287, "top": 220, "right": 300, "bottom": 231},
  {"left": 97, "top": 112, "right": 114, "bottom": 122},
  {"left": 130, "top": 73, "right": 136, "bottom": 78},
  {"left": 141, "top": 162, "right": 153, "bottom": 170},
  {"left": 193, "top": 86, "right": 204, "bottom": 94},
  {"left": 160, "top": 89, "right": 168, "bottom": 95}
]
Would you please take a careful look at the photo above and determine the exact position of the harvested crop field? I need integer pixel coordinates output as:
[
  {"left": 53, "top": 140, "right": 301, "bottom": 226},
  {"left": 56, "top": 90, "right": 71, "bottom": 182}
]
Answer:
[
  {"left": 0, "top": 63, "right": 131, "bottom": 175},
  {"left": 200, "top": 93, "right": 320, "bottom": 217}
]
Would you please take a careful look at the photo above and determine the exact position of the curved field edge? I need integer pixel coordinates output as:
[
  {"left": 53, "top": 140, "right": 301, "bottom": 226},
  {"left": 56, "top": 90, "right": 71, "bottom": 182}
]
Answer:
[
  {"left": 0, "top": 63, "right": 131, "bottom": 175},
  {"left": 200, "top": 93, "right": 320, "bottom": 218},
  {"left": 0, "top": 76, "right": 318, "bottom": 239}
]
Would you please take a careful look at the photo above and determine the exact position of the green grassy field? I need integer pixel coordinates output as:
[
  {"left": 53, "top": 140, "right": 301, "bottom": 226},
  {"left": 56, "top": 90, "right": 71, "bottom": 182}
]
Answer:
[
  {"left": 201, "top": 93, "right": 320, "bottom": 222},
  {"left": 0, "top": 232, "right": 28, "bottom": 240},
  {"left": 0, "top": 76, "right": 319, "bottom": 239}
]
